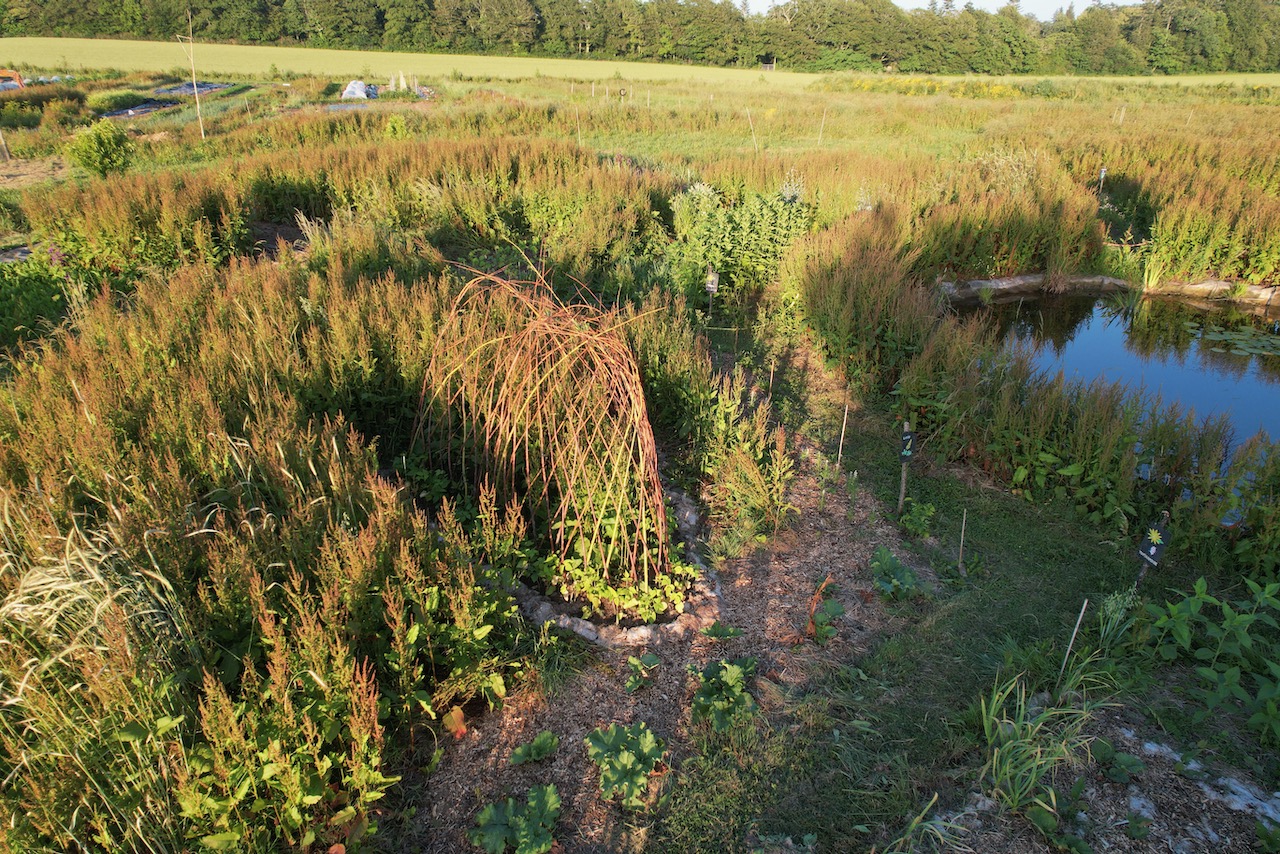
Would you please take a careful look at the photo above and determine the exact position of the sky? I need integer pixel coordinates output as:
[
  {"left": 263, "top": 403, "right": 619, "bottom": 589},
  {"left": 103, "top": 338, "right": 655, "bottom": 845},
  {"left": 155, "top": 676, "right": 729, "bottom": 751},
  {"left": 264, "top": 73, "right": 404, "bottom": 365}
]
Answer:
[{"left": 746, "top": 0, "right": 1141, "bottom": 25}]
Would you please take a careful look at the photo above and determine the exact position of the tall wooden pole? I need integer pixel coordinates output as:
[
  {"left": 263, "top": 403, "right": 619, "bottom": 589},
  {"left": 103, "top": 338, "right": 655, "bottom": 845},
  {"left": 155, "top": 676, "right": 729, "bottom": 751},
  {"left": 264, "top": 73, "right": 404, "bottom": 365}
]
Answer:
[{"left": 178, "top": 10, "right": 205, "bottom": 140}]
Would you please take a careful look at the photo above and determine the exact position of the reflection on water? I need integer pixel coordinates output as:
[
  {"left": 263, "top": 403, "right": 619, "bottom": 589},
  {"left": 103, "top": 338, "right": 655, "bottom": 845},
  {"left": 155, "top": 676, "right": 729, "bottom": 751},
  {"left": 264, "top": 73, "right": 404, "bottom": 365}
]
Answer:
[{"left": 961, "top": 294, "right": 1280, "bottom": 441}]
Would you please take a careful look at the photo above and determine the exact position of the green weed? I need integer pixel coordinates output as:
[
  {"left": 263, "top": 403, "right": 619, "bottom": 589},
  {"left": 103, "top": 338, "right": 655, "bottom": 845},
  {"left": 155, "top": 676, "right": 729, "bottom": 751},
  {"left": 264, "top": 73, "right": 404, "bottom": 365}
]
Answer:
[
  {"left": 700, "top": 621, "right": 744, "bottom": 640},
  {"left": 468, "top": 784, "right": 561, "bottom": 854},
  {"left": 626, "top": 652, "right": 661, "bottom": 693},
  {"left": 1143, "top": 577, "right": 1280, "bottom": 747},
  {"left": 1091, "top": 738, "right": 1145, "bottom": 784},
  {"left": 585, "top": 722, "right": 666, "bottom": 810},
  {"left": 805, "top": 577, "right": 845, "bottom": 646},
  {"left": 690, "top": 658, "right": 758, "bottom": 732},
  {"left": 900, "top": 498, "right": 936, "bottom": 539},
  {"left": 871, "top": 546, "right": 920, "bottom": 601},
  {"left": 511, "top": 731, "right": 559, "bottom": 766}
]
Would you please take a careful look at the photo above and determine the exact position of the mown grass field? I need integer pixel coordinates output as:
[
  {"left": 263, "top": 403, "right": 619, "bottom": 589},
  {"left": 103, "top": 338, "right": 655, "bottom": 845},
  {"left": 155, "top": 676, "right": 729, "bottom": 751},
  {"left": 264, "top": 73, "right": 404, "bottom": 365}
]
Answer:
[
  {"left": 0, "top": 36, "right": 820, "bottom": 88},
  {"left": 8, "top": 36, "right": 1280, "bottom": 92}
]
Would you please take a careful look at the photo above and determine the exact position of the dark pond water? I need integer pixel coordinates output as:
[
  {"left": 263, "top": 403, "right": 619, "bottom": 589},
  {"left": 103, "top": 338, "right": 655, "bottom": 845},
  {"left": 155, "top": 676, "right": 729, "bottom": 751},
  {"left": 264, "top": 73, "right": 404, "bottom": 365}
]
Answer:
[{"left": 962, "top": 293, "right": 1280, "bottom": 442}]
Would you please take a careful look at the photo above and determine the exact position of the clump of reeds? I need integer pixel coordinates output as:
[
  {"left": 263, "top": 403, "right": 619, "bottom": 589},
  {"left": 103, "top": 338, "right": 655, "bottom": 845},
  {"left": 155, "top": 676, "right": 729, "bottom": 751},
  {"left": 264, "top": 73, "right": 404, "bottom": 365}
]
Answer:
[{"left": 415, "top": 276, "right": 676, "bottom": 611}]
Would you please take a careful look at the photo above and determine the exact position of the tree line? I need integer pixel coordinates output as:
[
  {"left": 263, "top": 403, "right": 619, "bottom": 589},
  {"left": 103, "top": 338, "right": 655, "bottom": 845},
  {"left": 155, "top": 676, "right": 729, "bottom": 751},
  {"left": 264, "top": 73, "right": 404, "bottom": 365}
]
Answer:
[{"left": 2, "top": 0, "right": 1278, "bottom": 75}]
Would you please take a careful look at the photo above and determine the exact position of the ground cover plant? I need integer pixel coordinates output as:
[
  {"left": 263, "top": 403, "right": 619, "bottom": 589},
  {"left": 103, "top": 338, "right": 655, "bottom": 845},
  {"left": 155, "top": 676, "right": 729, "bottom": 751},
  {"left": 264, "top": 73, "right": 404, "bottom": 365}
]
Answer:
[{"left": 1, "top": 59, "right": 1280, "bottom": 854}]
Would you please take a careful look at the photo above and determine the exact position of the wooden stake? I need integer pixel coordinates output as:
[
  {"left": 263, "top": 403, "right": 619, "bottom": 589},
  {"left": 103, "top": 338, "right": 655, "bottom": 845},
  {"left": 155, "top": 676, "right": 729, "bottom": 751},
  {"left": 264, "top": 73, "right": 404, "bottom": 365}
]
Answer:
[
  {"left": 897, "top": 420, "right": 910, "bottom": 516},
  {"left": 836, "top": 403, "right": 849, "bottom": 466},
  {"left": 897, "top": 462, "right": 908, "bottom": 516},
  {"left": 957, "top": 509, "right": 968, "bottom": 576},
  {"left": 1056, "top": 598, "right": 1090, "bottom": 691},
  {"left": 817, "top": 105, "right": 827, "bottom": 145},
  {"left": 178, "top": 10, "right": 205, "bottom": 140},
  {"left": 0, "top": 129, "right": 10, "bottom": 163},
  {"left": 747, "top": 107, "right": 759, "bottom": 154},
  {"left": 575, "top": 105, "right": 582, "bottom": 147}
]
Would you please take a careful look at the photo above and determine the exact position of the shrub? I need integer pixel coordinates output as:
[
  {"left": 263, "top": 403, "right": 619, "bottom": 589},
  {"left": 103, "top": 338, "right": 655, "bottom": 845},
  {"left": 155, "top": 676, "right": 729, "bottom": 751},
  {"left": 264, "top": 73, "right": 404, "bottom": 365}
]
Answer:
[
  {"left": 0, "top": 258, "right": 65, "bottom": 351},
  {"left": 383, "top": 113, "right": 410, "bottom": 140},
  {"left": 66, "top": 119, "right": 134, "bottom": 177},
  {"left": 417, "top": 278, "right": 689, "bottom": 621}
]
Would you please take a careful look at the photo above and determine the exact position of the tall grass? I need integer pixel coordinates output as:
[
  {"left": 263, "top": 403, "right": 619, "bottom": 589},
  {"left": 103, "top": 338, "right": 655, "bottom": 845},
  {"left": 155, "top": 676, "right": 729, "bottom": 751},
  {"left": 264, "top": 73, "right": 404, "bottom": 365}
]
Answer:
[
  {"left": 0, "top": 259, "right": 526, "bottom": 849},
  {"left": 0, "top": 503, "right": 191, "bottom": 851}
]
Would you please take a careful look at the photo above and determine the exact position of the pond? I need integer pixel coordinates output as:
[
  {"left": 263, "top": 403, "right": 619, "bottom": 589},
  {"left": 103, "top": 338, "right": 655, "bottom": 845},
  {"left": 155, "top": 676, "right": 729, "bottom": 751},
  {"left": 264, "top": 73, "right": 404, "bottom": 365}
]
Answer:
[{"left": 961, "top": 293, "right": 1280, "bottom": 443}]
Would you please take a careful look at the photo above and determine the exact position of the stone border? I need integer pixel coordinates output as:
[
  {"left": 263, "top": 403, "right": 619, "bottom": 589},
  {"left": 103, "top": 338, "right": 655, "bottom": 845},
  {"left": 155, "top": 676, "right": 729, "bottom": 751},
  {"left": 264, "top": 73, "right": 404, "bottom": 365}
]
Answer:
[
  {"left": 941, "top": 273, "right": 1129, "bottom": 305},
  {"left": 510, "top": 488, "right": 723, "bottom": 649}
]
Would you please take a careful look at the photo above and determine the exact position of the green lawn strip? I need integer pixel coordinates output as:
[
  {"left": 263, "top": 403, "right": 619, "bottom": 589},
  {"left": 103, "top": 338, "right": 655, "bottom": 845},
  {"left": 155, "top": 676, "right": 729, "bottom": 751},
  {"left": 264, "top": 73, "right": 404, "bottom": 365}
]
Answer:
[
  {"left": 650, "top": 397, "right": 1145, "bottom": 851},
  {"left": 844, "top": 405, "right": 1125, "bottom": 745}
]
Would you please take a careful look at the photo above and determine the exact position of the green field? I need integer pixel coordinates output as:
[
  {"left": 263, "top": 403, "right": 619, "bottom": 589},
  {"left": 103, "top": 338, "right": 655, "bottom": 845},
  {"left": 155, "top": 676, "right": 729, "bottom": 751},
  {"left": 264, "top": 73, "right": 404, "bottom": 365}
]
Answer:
[
  {"left": 0, "top": 36, "right": 819, "bottom": 88},
  {"left": 8, "top": 36, "right": 1280, "bottom": 93}
]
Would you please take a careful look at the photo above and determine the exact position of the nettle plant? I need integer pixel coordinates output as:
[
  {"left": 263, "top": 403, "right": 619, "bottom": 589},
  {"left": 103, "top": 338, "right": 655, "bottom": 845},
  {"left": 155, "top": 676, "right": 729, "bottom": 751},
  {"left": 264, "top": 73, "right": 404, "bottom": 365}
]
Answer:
[{"left": 584, "top": 722, "right": 666, "bottom": 810}]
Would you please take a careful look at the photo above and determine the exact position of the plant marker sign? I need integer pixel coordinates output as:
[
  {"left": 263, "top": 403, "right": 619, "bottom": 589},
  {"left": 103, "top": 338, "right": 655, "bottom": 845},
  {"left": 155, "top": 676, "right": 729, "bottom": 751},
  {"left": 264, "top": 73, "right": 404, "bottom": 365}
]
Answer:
[
  {"left": 704, "top": 265, "right": 719, "bottom": 295},
  {"left": 896, "top": 421, "right": 914, "bottom": 515},
  {"left": 900, "top": 423, "right": 915, "bottom": 463},
  {"left": 1138, "top": 518, "right": 1169, "bottom": 567}
]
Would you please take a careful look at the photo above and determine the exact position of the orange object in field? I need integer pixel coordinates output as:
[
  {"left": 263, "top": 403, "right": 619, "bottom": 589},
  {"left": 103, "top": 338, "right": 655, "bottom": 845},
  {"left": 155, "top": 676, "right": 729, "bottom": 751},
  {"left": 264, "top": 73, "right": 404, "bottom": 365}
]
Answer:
[{"left": 0, "top": 69, "right": 25, "bottom": 89}]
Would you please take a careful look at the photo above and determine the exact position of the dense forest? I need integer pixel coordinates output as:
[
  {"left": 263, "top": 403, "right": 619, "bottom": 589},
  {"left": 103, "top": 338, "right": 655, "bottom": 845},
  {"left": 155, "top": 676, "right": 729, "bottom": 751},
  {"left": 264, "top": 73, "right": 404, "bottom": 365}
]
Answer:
[{"left": 2, "top": 0, "right": 1278, "bottom": 75}]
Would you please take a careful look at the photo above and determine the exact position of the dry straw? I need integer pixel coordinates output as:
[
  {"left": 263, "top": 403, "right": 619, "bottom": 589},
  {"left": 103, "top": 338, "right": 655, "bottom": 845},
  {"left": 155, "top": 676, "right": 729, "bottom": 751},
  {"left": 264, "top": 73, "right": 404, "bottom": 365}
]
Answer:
[{"left": 414, "top": 275, "right": 670, "bottom": 591}]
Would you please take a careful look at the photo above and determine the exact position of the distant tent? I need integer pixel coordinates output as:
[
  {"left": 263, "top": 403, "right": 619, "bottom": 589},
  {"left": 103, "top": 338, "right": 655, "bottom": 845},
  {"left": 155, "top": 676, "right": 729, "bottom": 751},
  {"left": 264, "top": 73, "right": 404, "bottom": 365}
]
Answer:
[{"left": 341, "top": 80, "right": 377, "bottom": 100}]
